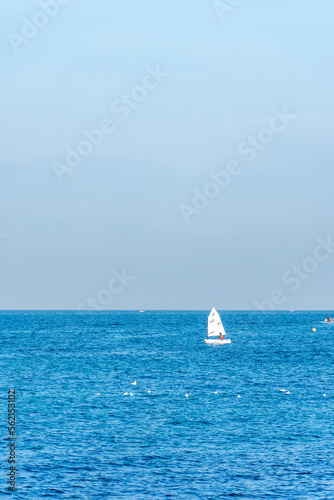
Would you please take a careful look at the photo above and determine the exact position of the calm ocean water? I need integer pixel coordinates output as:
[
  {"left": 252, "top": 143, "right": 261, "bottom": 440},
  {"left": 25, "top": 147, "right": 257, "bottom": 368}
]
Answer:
[{"left": 1, "top": 310, "right": 334, "bottom": 499}]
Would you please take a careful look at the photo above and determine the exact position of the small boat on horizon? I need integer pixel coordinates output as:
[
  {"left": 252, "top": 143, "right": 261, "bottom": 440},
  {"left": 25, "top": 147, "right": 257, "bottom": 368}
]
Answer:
[{"left": 205, "top": 308, "right": 231, "bottom": 345}]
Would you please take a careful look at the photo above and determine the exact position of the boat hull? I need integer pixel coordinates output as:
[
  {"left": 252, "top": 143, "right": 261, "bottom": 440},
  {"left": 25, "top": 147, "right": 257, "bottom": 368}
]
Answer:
[{"left": 205, "top": 339, "right": 231, "bottom": 345}]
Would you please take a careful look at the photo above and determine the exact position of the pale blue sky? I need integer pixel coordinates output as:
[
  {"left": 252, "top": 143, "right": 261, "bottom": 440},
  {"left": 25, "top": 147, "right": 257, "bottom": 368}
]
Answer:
[{"left": 1, "top": 1, "right": 333, "bottom": 310}]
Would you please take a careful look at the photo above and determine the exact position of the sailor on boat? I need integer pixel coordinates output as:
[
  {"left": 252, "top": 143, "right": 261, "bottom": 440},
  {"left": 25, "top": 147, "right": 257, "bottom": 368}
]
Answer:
[
  {"left": 205, "top": 308, "right": 231, "bottom": 344},
  {"left": 325, "top": 316, "right": 333, "bottom": 323}
]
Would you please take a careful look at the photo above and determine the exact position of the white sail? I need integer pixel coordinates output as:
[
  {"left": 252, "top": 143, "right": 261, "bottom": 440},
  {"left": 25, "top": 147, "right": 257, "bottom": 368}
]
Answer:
[{"left": 207, "top": 307, "right": 226, "bottom": 337}]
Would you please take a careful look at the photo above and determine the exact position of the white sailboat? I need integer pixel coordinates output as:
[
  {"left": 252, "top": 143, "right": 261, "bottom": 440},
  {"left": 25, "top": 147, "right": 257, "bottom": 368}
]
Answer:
[{"left": 205, "top": 307, "right": 231, "bottom": 345}]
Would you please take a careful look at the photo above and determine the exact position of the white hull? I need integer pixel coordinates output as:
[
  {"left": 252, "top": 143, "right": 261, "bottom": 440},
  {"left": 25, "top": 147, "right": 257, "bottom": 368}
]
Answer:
[{"left": 205, "top": 338, "right": 231, "bottom": 345}]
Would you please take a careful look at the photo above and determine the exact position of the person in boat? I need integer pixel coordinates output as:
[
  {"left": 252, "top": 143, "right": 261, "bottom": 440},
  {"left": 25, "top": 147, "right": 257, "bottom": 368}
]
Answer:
[
  {"left": 326, "top": 316, "right": 333, "bottom": 322},
  {"left": 219, "top": 332, "right": 224, "bottom": 340}
]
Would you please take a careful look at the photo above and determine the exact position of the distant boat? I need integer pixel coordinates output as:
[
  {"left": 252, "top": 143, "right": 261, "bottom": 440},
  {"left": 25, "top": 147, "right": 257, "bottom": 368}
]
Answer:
[
  {"left": 325, "top": 316, "right": 333, "bottom": 323},
  {"left": 139, "top": 310, "right": 145, "bottom": 313},
  {"left": 205, "top": 308, "right": 231, "bottom": 345}
]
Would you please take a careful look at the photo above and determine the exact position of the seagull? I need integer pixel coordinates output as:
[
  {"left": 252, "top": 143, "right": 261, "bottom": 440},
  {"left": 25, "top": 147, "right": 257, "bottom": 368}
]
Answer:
[
  {"left": 286, "top": 391, "right": 290, "bottom": 394},
  {"left": 185, "top": 394, "right": 189, "bottom": 397},
  {"left": 130, "top": 392, "right": 133, "bottom": 396},
  {"left": 148, "top": 390, "right": 151, "bottom": 393},
  {"left": 323, "top": 393, "right": 327, "bottom": 396},
  {"left": 279, "top": 389, "right": 286, "bottom": 392},
  {"left": 131, "top": 381, "right": 137, "bottom": 385},
  {"left": 237, "top": 395, "right": 241, "bottom": 398},
  {"left": 96, "top": 393, "right": 100, "bottom": 396},
  {"left": 214, "top": 391, "right": 218, "bottom": 394},
  {"left": 124, "top": 392, "right": 128, "bottom": 395}
]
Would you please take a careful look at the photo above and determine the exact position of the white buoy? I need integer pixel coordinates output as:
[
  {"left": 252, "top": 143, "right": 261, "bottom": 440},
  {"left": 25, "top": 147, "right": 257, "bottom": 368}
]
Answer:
[
  {"left": 148, "top": 390, "right": 151, "bottom": 393},
  {"left": 323, "top": 393, "right": 327, "bottom": 396}
]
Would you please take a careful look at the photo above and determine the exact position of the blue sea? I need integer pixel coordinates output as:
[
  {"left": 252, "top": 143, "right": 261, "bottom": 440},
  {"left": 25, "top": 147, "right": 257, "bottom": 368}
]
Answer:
[{"left": 1, "top": 310, "right": 334, "bottom": 499}]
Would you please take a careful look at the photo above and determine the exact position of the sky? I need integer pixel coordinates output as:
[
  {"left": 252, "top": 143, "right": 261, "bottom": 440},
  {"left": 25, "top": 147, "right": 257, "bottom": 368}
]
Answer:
[{"left": 0, "top": 0, "right": 333, "bottom": 310}]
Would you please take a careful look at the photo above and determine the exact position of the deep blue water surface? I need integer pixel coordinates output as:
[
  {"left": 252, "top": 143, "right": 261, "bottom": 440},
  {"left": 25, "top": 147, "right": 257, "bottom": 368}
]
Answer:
[{"left": 1, "top": 311, "right": 334, "bottom": 499}]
